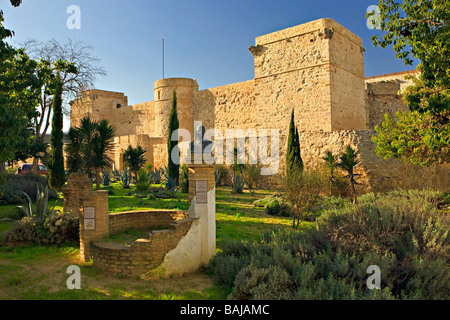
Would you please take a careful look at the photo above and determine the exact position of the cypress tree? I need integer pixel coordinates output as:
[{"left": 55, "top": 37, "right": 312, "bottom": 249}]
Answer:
[
  {"left": 48, "top": 73, "right": 66, "bottom": 191},
  {"left": 294, "top": 126, "right": 303, "bottom": 171},
  {"left": 286, "top": 109, "right": 303, "bottom": 175},
  {"left": 167, "top": 90, "right": 180, "bottom": 187}
]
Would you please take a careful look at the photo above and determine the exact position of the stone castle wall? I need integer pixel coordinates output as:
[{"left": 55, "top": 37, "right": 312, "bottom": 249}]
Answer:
[{"left": 69, "top": 18, "right": 448, "bottom": 194}]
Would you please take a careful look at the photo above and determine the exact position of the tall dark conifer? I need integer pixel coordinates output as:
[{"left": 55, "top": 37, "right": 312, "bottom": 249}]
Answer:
[
  {"left": 167, "top": 90, "right": 180, "bottom": 187},
  {"left": 286, "top": 109, "right": 303, "bottom": 175},
  {"left": 48, "top": 73, "right": 65, "bottom": 191}
]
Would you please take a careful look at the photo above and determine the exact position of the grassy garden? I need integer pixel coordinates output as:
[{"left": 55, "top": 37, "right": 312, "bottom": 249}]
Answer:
[
  {"left": 0, "top": 175, "right": 302, "bottom": 300},
  {"left": 1, "top": 170, "right": 448, "bottom": 300}
]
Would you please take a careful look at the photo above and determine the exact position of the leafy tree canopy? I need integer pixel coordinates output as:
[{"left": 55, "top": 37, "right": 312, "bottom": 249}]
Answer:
[{"left": 369, "top": 0, "right": 449, "bottom": 165}]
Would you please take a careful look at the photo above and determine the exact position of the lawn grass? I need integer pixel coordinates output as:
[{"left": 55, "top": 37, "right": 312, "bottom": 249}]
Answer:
[{"left": 0, "top": 182, "right": 295, "bottom": 300}]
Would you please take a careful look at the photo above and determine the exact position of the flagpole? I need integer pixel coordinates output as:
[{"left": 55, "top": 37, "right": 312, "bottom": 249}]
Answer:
[{"left": 162, "top": 39, "right": 165, "bottom": 79}]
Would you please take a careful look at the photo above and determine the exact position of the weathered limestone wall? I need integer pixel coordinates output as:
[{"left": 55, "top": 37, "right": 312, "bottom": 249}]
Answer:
[
  {"left": 68, "top": 19, "right": 448, "bottom": 194},
  {"left": 195, "top": 80, "right": 256, "bottom": 132},
  {"left": 252, "top": 18, "right": 333, "bottom": 132},
  {"left": 364, "top": 70, "right": 418, "bottom": 129},
  {"left": 365, "top": 81, "right": 405, "bottom": 129},
  {"left": 70, "top": 90, "right": 156, "bottom": 138},
  {"left": 296, "top": 130, "right": 450, "bottom": 193},
  {"left": 328, "top": 19, "right": 366, "bottom": 130}
]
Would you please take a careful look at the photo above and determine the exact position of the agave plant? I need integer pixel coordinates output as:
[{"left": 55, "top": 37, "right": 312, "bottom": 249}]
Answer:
[
  {"left": 119, "top": 167, "right": 132, "bottom": 189},
  {"left": 100, "top": 171, "right": 111, "bottom": 186},
  {"left": 230, "top": 172, "right": 245, "bottom": 194},
  {"left": 149, "top": 167, "right": 166, "bottom": 185},
  {"left": 4, "top": 185, "right": 59, "bottom": 222}
]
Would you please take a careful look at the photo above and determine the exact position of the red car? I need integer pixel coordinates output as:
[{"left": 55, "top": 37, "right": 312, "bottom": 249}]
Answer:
[{"left": 17, "top": 163, "right": 49, "bottom": 176}]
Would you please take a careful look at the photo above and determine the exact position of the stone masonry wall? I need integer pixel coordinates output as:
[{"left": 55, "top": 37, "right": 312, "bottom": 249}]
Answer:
[
  {"left": 297, "top": 130, "right": 450, "bottom": 193},
  {"left": 108, "top": 210, "right": 188, "bottom": 235},
  {"left": 68, "top": 20, "right": 448, "bottom": 194},
  {"left": 253, "top": 18, "right": 333, "bottom": 132},
  {"left": 90, "top": 217, "right": 194, "bottom": 278}
]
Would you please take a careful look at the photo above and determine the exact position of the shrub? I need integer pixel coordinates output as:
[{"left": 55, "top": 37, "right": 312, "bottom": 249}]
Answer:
[
  {"left": 279, "top": 169, "right": 325, "bottom": 227},
  {"left": 0, "top": 173, "right": 58, "bottom": 205},
  {"left": 135, "top": 168, "right": 150, "bottom": 192},
  {"left": 180, "top": 164, "right": 189, "bottom": 193},
  {"left": 228, "top": 264, "right": 294, "bottom": 300},
  {"left": 265, "top": 201, "right": 292, "bottom": 217},
  {"left": 211, "top": 189, "right": 450, "bottom": 300},
  {"left": 2, "top": 212, "right": 79, "bottom": 246},
  {"left": 214, "top": 165, "right": 229, "bottom": 187},
  {"left": 2, "top": 217, "right": 46, "bottom": 245},
  {"left": 241, "top": 164, "right": 262, "bottom": 195},
  {"left": 318, "top": 189, "right": 450, "bottom": 262},
  {"left": 45, "top": 212, "right": 79, "bottom": 245}
]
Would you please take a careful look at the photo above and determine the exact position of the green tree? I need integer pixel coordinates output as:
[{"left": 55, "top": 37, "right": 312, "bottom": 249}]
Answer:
[
  {"left": 48, "top": 73, "right": 65, "bottom": 191},
  {"left": 167, "top": 90, "right": 180, "bottom": 187},
  {"left": 322, "top": 150, "right": 338, "bottom": 197},
  {"left": 286, "top": 110, "right": 303, "bottom": 176},
  {"left": 65, "top": 127, "right": 83, "bottom": 174},
  {"left": 180, "top": 164, "right": 189, "bottom": 193},
  {"left": 91, "top": 119, "right": 115, "bottom": 190},
  {"left": 280, "top": 167, "right": 324, "bottom": 228},
  {"left": 123, "top": 145, "right": 147, "bottom": 182},
  {"left": 338, "top": 145, "right": 360, "bottom": 204},
  {"left": 68, "top": 117, "right": 115, "bottom": 190},
  {"left": 369, "top": 0, "right": 449, "bottom": 165},
  {"left": 0, "top": 6, "right": 40, "bottom": 169}
]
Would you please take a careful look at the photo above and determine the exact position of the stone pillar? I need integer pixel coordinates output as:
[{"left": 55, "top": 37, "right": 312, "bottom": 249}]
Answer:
[
  {"left": 62, "top": 173, "right": 110, "bottom": 262},
  {"left": 62, "top": 173, "right": 93, "bottom": 217},
  {"left": 78, "top": 191, "right": 109, "bottom": 261},
  {"left": 188, "top": 156, "right": 216, "bottom": 266}
]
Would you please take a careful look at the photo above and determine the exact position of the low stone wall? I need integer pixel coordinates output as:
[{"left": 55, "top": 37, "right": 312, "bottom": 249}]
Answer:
[
  {"left": 91, "top": 212, "right": 194, "bottom": 278},
  {"left": 109, "top": 210, "right": 188, "bottom": 234}
]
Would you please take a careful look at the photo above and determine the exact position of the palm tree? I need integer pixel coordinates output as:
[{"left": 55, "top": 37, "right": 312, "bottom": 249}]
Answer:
[
  {"left": 338, "top": 145, "right": 360, "bottom": 204},
  {"left": 322, "top": 150, "right": 337, "bottom": 197},
  {"left": 91, "top": 119, "right": 115, "bottom": 190},
  {"left": 72, "top": 117, "right": 115, "bottom": 190},
  {"left": 78, "top": 117, "right": 97, "bottom": 178},
  {"left": 123, "top": 145, "right": 147, "bottom": 182}
]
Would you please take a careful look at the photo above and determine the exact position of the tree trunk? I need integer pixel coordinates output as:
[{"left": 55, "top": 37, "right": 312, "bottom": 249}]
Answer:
[
  {"left": 0, "top": 163, "right": 6, "bottom": 173},
  {"left": 96, "top": 168, "right": 101, "bottom": 191},
  {"left": 351, "top": 181, "right": 358, "bottom": 204},
  {"left": 31, "top": 157, "right": 39, "bottom": 174}
]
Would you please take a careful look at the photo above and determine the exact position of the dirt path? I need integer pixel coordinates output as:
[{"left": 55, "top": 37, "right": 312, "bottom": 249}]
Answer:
[{"left": 0, "top": 250, "right": 217, "bottom": 299}]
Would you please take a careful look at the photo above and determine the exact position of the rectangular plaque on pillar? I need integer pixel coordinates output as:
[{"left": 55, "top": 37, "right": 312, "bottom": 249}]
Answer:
[
  {"left": 84, "top": 207, "right": 95, "bottom": 219},
  {"left": 84, "top": 218, "right": 95, "bottom": 231},
  {"left": 83, "top": 207, "right": 95, "bottom": 230},
  {"left": 196, "top": 180, "right": 208, "bottom": 204}
]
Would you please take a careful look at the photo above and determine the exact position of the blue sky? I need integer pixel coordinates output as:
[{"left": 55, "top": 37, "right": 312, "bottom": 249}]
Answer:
[{"left": 2, "top": 0, "right": 418, "bottom": 107}]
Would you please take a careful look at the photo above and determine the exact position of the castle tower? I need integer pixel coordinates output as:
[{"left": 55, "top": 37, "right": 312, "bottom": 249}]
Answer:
[
  {"left": 153, "top": 78, "right": 198, "bottom": 166},
  {"left": 251, "top": 18, "right": 367, "bottom": 132},
  {"left": 154, "top": 78, "right": 198, "bottom": 139}
]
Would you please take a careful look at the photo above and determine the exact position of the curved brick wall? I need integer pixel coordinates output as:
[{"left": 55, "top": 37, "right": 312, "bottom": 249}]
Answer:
[
  {"left": 90, "top": 210, "right": 194, "bottom": 278},
  {"left": 108, "top": 210, "right": 188, "bottom": 234}
]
